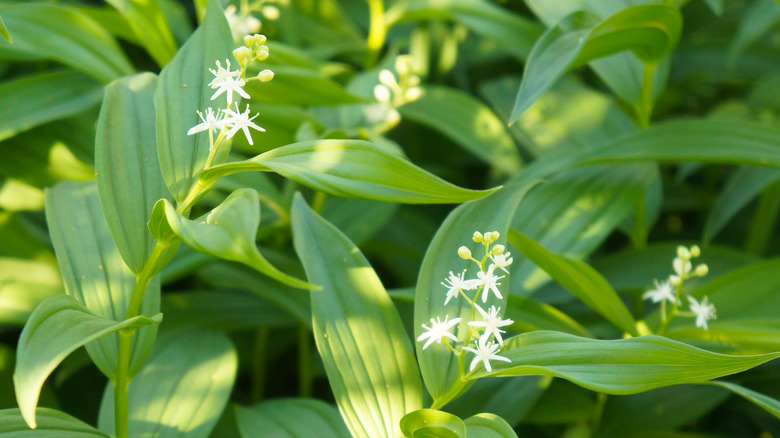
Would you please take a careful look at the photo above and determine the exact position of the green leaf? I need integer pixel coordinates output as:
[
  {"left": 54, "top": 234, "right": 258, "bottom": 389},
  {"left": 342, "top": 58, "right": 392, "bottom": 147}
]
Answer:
[
  {"left": 415, "top": 181, "right": 537, "bottom": 404},
  {"left": 504, "top": 296, "right": 590, "bottom": 337},
  {"left": 445, "top": 376, "right": 550, "bottom": 427},
  {"left": 510, "top": 5, "right": 681, "bottom": 122},
  {"left": 96, "top": 73, "right": 172, "bottom": 274},
  {"left": 155, "top": 0, "right": 232, "bottom": 203},
  {"left": 245, "top": 65, "right": 363, "bottom": 106},
  {"left": 160, "top": 188, "right": 313, "bottom": 289},
  {"left": 704, "top": 381, "right": 780, "bottom": 420},
  {"left": 235, "top": 399, "right": 350, "bottom": 438},
  {"left": 729, "top": 0, "right": 780, "bottom": 63},
  {"left": 702, "top": 0, "right": 723, "bottom": 16},
  {"left": 474, "top": 331, "right": 780, "bottom": 395},
  {"left": 398, "top": 86, "right": 522, "bottom": 173},
  {"left": 14, "top": 294, "right": 161, "bottom": 429},
  {"left": 98, "top": 330, "right": 237, "bottom": 438},
  {"left": 400, "top": 409, "right": 465, "bottom": 438},
  {"left": 199, "top": 139, "right": 496, "bottom": 204},
  {"left": 0, "top": 408, "right": 109, "bottom": 436},
  {"left": 464, "top": 413, "right": 518, "bottom": 438},
  {"left": 105, "top": 0, "right": 177, "bottom": 66},
  {"left": 0, "top": 71, "right": 103, "bottom": 143},
  {"left": 507, "top": 229, "right": 638, "bottom": 336},
  {"left": 0, "top": 4, "right": 133, "bottom": 83},
  {"left": 0, "top": 258, "right": 62, "bottom": 326},
  {"left": 0, "top": 15, "right": 10, "bottom": 43},
  {"left": 291, "top": 194, "right": 422, "bottom": 438},
  {"left": 45, "top": 182, "right": 160, "bottom": 379}
]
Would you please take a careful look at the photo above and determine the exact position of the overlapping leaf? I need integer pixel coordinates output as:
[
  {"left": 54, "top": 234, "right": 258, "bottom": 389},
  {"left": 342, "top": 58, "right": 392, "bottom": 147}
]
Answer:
[
  {"left": 235, "top": 399, "right": 350, "bottom": 438},
  {"left": 105, "top": 0, "right": 177, "bottom": 66},
  {"left": 0, "top": 408, "right": 108, "bottom": 436}
]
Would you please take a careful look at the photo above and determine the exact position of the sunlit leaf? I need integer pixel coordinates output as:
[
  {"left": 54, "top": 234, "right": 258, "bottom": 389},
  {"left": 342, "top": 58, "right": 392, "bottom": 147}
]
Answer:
[
  {"left": 0, "top": 408, "right": 108, "bottom": 436},
  {"left": 464, "top": 413, "right": 517, "bottom": 438},
  {"left": 0, "top": 15, "right": 10, "bottom": 43},
  {"left": 235, "top": 399, "right": 350, "bottom": 438},
  {"left": 400, "top": 409, "right": 465, "bottom": 438},
  {"left": 105, "top": 0, "right": 177, "bottom": 66}
]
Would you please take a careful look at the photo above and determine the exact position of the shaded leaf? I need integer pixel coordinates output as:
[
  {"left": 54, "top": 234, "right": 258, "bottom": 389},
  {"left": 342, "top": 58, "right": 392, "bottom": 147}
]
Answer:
[
  {"left": 729, "top": 0, "right": 780, "bottom": 63},
  {"left": 0, "top": 408, "right": 108, "bottom": 436},
  {"left": 235, "top": 399, "right": 350, "bottom": 438},
  {"left": 246, "top": 65, "right": 363, "bottom": 106},
  {"left": 704, "top": 380, "right": 780, "bottom": 420},
  {"left": 445, "top": 376, "right": 550, "bottom": 427},
  {"left": 105, "top": 0, "right": 177, "bottom": 66}
]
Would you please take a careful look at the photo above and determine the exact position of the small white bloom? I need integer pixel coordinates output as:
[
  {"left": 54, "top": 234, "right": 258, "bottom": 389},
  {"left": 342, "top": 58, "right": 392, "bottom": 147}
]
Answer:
[
  {"left": 673, "top": 257, "right": 692, "bottom": 278},
  {"left": 209, "top": 60, "right": 249, "bottom": 105},
  {"left": 441, "top": 270, "right": 480, "bottom": 305},
  {"left": 417, "top": 315, "right": 462, "bottom": 350},
  {"left": 224, "top": 5, "right": 261, "bottom": 41},
  {"left": 187, "top": 108, "right": 226, "bottom": 136},
  {"left": 462, "top": 337, "right": 511, "bottom": 372},
  {"left": 642, "top": 279, "right": 677, "bottom": 304},
  {"left": 222, "top": 104, "right": 265, "bottom": 145},
  {"left": 687, "top": 295, "right": 716, "bottom": 330},
  {"left": 208, "top": 59, "right": 239, "bottom": 87},
  {"left": 374, "top": 84, "right": 392, "bottom": 103},
  {"left": 379, "top": 69, "right": 398, "bottom": 89},
  {"left": 489, "top": 252, "right": 513, "bottom": 274},
  {"left": 468, "top": 304, "right": 513, "bottom": 346},
  {"left": 477, "top": 264, "right": 504, "bottom": 303}
]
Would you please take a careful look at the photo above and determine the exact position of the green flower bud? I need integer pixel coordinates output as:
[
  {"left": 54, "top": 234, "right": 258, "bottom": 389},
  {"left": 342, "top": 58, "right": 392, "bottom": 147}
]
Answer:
[{"left": 458, "top": 246, "right": 472, "bottom": 260}]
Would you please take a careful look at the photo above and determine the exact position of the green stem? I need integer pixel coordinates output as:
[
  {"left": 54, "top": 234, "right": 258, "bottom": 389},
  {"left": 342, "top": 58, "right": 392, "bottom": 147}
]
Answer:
[
  {"left": 657, "top": 282, "right": 682, "bottom": 335},
  {"left": 636, "top": 62, "right": 657, "bottom": 129},
  {"left": 365, "top": 0, "right": 386, "bottom": 67}
]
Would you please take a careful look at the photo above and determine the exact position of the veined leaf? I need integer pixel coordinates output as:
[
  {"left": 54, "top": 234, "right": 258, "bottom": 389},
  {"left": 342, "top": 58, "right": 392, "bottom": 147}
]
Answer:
[
  {"left": 159, "top": 188, "right": 313, "bottom": 289},
  {"left": 475, "top": 331, "right": 780, "bottom": 395},
  {"left": 14, "top": 294, "right": 161, "bottom": 429},
  {"left": 155, "top": 0, "right": 232, "bottom": 203},
  {"left": 235, "top": 399, "right": 350, "bottom": 438},
  {"left": 46, "top": 182, "right": 160, "bottom": 379},
  {"left": 0, "top": 408, "right": 108, "bottom": 436},
  {"left": 0, "top": 4, "right": 133, "bottom": 82},
  {"left": 291, "top": 194, "right": 422, "bottom": 438},
  {"left": 415, "top": 181, "right": 537, "bottom": 404},
  {"left": 0, "top": 71, "right": 102, "bottom": 143},
  {"left": 398, "top": 86, "right": 522, "bottom": 173},
  {"left": 98, "top": 330, "right": 237, "bottom": 438},
  {"left": 400, "top": 409, "right": 465, "bottom": 438},
  {"left": 510, "top": 5, "right": 681, "bottom": 122},
  {"left": 464, "top": 413, "right": 518, "bottom": 438},
  {"left": 245, "top": 65, "right": 363, "bottom": 106},
  {"left": 105, "top": 0, "right": 177, "bottom": 67},
  {"left": 507, "top": 229, "right": 638, "bottom": 336},
  {"left": 96, "top": 73, "right": 172, "bottom": 274},
  {"left": 704, "top": 380, "right": 780, "bottom": 420},
  {"left": 199, "top": 139, "right": 496, "bottom": 204}
]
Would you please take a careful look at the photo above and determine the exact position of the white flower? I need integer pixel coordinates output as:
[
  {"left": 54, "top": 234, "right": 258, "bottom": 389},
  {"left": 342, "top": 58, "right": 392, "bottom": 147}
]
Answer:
[
  {"left": 642, "top": 279, "right": 677, "bottom": 304},
  {"left": 670, "top": 256, "right": 692, "bottom": 285},
  {"left": 222, "top": 104, "right": 265, "bottom": 145},
  {"left": 209, "top": 60, "right": 249, "bottom": 105},
  {"left": 187, "top": 108, "right": 226, "bottom": 136},
  {"left": 225, "top": 5, "right": 261, "bottom": 41},
  {"left": 462, "top": 337, "right": 511, "bottom": 372},
  {"left": 490, "top": 252, "right": 513, "bottom": 274},
  {"left": 417, "top": 315, "right": 462, "bottom": 350},
  {"left": 477, "top": 264, "right": 504, "bottom": 303},
  {"left": 687, "top": 296, "right": 716, "bottom": 330},
  {"left": 468, "top": 304, "right": 513, "bottom": 346},
  {"left": 441, "top": 270, "right": 480, "bottom": 305}
]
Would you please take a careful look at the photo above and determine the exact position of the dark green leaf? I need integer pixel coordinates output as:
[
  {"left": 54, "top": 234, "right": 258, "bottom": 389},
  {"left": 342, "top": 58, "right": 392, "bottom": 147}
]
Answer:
[
  {"left": 400, "top": 409, "right": 465, "bottom": 438},
  {"left": 445, "top": 376, "right": 550, "bottom": 427},
  {"left": 105, "top": 0, "right": 177, "bottom": 66},
  {"left": 235, "top": 399, "right": 350, "bottom": 438},
  {"left": 729, "top": 0, "right": 780, "bottom": 63},
  {"left": 704, "top": 380, "right": 780, "bottom": 420},
  {"left": 0, "top": 408, "right": 108, "bottom": 436},
  {"left": 246, "top": 65, "right": 363, "bottom": 106}
]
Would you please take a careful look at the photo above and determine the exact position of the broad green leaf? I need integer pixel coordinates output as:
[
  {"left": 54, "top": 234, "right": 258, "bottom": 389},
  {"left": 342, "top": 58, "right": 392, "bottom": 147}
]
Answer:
[
  {"left": 14, "top": 294, "right": 161, "bottom": 429},
  {"left": 98, "top": 330, "right": 237, "bottom": 438},
  {"left": 704, "top": 381, "right": 780, "bottom": 420},
  {"left": 704, "top": 167, "right": 780, "bottom": 242},
  {"left": 399, "top": 409, "right": 465, "bottom": 438},
  {"left": 510, "top": 5, "right": 681, "bottom": 122},
  {"left": 581, "top": 119, "right": 780, "bottom": 168},
  {"left": 523, "top": 380, "right": 596, "bottom": 424},
  {"left": 729, "top": 0, "right": 780, "bottom": 63},
  {"left": 0, "top": 4, "right": 133, "bottom": 83},
  {"left": 507, "top": 229, "right": 638, "bottom": 336},
  {"left": 75, "top": 5, "right": 139, "bottom": 44},
  {"left": 0, "top": 15, "right": 10, "bottom": 43},
  {"left": 0, "top": 258, "right": 62, "bottom": 326},
  {"left": 415, "top": 181, "right": 536, "bottom": 404},
  {"left": 0, "top": 71, "right": 103, "bottom": 143},
  {"left": 199, "top": 139, "right": 496, "bottom": 204},
  {"left": 464, "top": 413, "right": 517, "bottom": 438},
  {"left": 245, "top": 65, "right": 363, "bottom": 106},
  {"left": 96, "top": 73, "right": 172, "bottom": 274},
  {"left": 504, "top": 296, "right": 590, "bottom": 337},
  {"left": 398, "top": 86, "right": 522, "bottom": 173},
  {"left": 445, "top": 376, "right": 550, "bottom": 427},
  {"left": 46, "top": 182, "right": 160, "bottom": 379},
  {"left": 474, "top": 330, "right": 780, "bottom": 395},
  {"left": 160, "top": 188, "right": 313, "bottom": 289},
  {"left": 321, "top": 197, "right": 398, "bottom": 246},
  {"left": 105, "top": 0, "right": 177, "bottom": 66},
  {"left": 0, "top": 408, "right": 108, "bottom": 436},
  {"left": 291, "top": 194, "right": 422, "bottom": 438},
  {"left": 155, "top": 0, "right": 232, "bottom": 203},
  {"left": 235, "top": 399, "right": 350, "bottom": 438}
]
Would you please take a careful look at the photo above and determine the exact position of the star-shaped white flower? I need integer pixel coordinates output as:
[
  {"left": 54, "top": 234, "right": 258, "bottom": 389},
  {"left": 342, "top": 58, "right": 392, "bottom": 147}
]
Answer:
[
  {"left": 417, "top": 315, "right": 462, "bottom": 350},
  {"left": 642, "top": 279, "right": 677, "bottom": 304},
  {"left": 490, "top": 252, "right": 513, "bottom": 274},
  {"left": 209, "top": 59, "right": 249, "bottom": 105},
  {"left": 468, "top": 304, "right": 513, "bottom": 346},
  {"left": 187, "top": 107, "right": 226, "bottom": 136},
  {"left": 462, "top": 337, "right": 511, "bottom": 372},
  {"left": 222, "top": 104, "right": 265, "bottom": 145},
  {"left": 441, "top": 270, "right": 480, "bottom": 305},
  {"left": 477, "top": 264, "right": 504, "bottom": 303},
  {"left": 687, "top": 295, "right": 716, "bottom": 330}
]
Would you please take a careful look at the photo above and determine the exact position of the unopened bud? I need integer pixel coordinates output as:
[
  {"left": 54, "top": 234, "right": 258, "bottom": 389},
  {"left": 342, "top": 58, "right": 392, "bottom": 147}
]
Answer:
[
  {"left": 257, "top": 69, "right": 274, "bottom": 82},
  {"left": 690, "top": 245, "right": 701, "bottom": 258},
  {"left": 472, "top": 231, "right": 483, "bottom": 243},
  {"left": 458, "top": 246, "right": 472, "bottom": 260},
  {"left": 261, "top": 5, "right": 280, "bottom": 20},
  {"left": 404, "top": 86, "right": 422, "bottom": 102},
  {"left": 379, "top": 69, "right": 397, "bottom": 88},
  {"left": 233, "top": 46, "right": 252, "bottom": 64},
  {"left": 486, "top": 231, "right": 500, "bottom": 243},
  {"left": 670, "top": 275, "right": 680, "bottom": 286},
  {"left": 395, "top": 55, "right": 412, "bottom": 76},
  {"left": 255, "top": 45, "right": 270, "bottom": 61},
  {"left": 492, "top": 244, "right": 505, "bottom": 255},
  {"left": 374, "top": 84, "right": 391, "bottom": 103},
  {"left": 244, "top": 33, "right": 267, "bottom": 47},
  {"left": 694, "top": 264, "right": 709, "bottom": 277},
  {"left": 677, "top": 246, "right": 690, "bottom": 260}
]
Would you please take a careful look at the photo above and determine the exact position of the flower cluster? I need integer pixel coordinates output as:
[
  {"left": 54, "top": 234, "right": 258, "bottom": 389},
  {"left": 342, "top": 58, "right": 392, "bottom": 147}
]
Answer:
[
  {"left": 188, "top": 33, "right": 276, "bottom": 167},
  {"left": 644, "top": 245, "right": 716, "bottom": 330},
  {"left": 417, "top": 231, "right": 515, "bottom": 374},
  {"left": 364, "top": 55, "right": 423, "bottom": 130}
]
